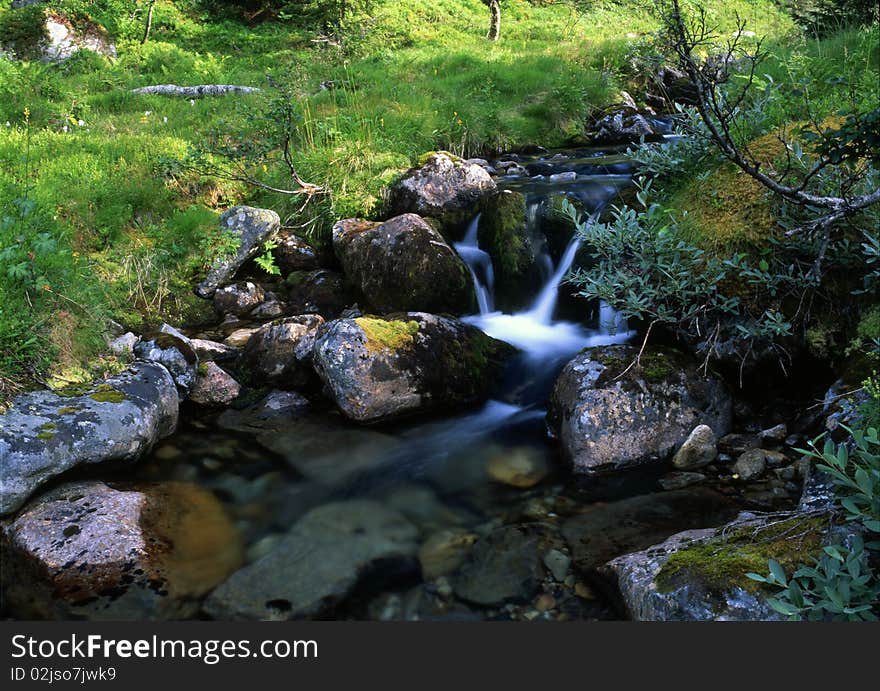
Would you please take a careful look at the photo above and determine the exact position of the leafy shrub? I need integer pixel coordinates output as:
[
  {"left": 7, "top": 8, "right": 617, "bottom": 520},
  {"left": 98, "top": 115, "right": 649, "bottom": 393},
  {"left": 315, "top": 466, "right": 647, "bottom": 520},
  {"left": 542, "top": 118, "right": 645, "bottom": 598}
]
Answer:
[
  {"left": 747, "top": 426, "right": 880, "bottom": 620},
  {"left": 780, "top": 1, "right": 880, "bottom": 34}
]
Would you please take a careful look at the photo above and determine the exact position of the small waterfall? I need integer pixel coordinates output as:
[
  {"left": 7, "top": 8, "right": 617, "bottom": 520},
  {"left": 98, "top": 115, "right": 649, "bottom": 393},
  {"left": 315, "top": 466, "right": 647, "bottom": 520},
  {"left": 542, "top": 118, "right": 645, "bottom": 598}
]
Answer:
[
  {"left": 527, "top": 235, "right": 581, "bottom": 325},
  {"left": 453, "top": 214, "right": 494, "bottom": 315}
]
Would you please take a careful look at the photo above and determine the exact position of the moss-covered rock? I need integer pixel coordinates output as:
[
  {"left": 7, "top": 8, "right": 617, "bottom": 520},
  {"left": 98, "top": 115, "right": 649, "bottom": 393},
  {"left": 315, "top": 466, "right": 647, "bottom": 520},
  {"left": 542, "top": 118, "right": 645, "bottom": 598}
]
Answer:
[
  {"left": 332, "top": 213, "right": 474, "bottom": 314},
  {"left": 312, "top": 312, "right": 514, "bottom": 423},
  {"left": 477, "top": 190, "right": 548, "bottom": 312},
  {"left": 547, "top": 345, "right": 732, "bottom": 474},
  {"left": 600, "top": 512, "right": 835, "bottom": 621},
  {"left": 386, "top": 152, "right": 497, "bottom": 237}
]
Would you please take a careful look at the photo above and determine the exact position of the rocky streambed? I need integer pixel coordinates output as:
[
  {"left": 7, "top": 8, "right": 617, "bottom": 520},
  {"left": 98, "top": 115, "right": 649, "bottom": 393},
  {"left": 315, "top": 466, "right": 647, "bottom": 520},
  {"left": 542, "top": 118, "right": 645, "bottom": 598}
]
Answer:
[{"left": 0, "top": 143, "right": 851, "bottom": 621}]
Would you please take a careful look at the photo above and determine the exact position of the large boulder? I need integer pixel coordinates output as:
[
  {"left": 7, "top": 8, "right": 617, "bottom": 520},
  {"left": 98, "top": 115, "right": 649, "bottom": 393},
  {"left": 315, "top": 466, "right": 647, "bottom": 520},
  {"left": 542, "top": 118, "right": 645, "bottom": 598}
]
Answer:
[
  {"left": 273, "top": 230, "right": 319, "bottom": 274},
  {"left": 598, "top": 512, "right": 835, "bottom": 621},
  {"left": 212, "top": 281, "right": 265, "bottom": 317},
  {"left": 387, "top": 152, "right": 496, "bottom": 236},
  {"left": 240, "top": 315, "right": 325, "bottom": 389},
  {"left": 477, "top": 190, "right": 548, "bottom": 312},
  {"left": 312, "top": 313, "right": 513, "bottom": 423},
  {"left": 203, "top": 500, "right": 419, "bottom": 620},
  {"left": 285, "top": 269, "right": 353, "bottom": 319},
  {"left": 332, "top": 214, "right": 473, "bottom": 314},
  {"left": 0, "top": 481, "right": 242, "bottom": 619},
  {"left": 0, "top": 362, "right": 178, "bottom": 516},
  {"left": 547, "top": 345, "right": 732, "bottom": 474},
  {"left": 196, "top": 206, "right": 280, "bottom": 298}
]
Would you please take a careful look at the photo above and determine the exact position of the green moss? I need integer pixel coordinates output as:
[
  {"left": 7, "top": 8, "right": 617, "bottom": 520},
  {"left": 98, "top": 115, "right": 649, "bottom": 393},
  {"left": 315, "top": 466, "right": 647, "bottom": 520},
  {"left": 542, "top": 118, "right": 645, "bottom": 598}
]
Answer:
[
  {"left": 56, "top": 406, "right": 82, "bottom": 415},
  {"left": 39, "top": 422, "right": 57, "bottom": 431},
  {"left": 355, "top": 317, "right": 419, "bottom": 354},
  {"left": 89, "top": 389, "right": 127, "bottom": 403},
  {"left": 656, "top": 516, "right": 827, "bottom": 595},
  {"left": 416, "top": 150, "right": 462, "bottom": 166},
  {"left": 56, "top": 384, "right": 92, "bottom": 398},
  {"left": 197, "top": 362, "right": 210, "bottom": 376},
  {"left": 36, "top": 430, "right": 55, "bottom": 440},
  {"left": 478, "top": 191, "right": 530, "bottom": 278},
  {"left": 285, "top": 270, "right": 311, "bottom": 288}
]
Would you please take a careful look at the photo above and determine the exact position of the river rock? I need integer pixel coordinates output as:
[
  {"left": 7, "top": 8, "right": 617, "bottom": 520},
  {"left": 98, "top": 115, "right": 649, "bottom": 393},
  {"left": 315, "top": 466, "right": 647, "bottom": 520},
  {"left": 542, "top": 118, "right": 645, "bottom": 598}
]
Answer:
[
  {"left": 189, "top": 362, "right": 240, "bottom": 406},
  {"left": 0, "top": 362, "right": 178, "bottom": 516},
  {"left": 0, "top": 481, "right": 242, "bottom": 619},
  {"left": 190, "top": 338, "right": 238, "bottom": 362},
  {"left": 718, "top": 432, "right": 760, "bottom": 455},
  {"left": 387, "top": 152, "right": 496, "bottom": 235},
  {"left": 196, "top": 206, "right": 280, "bottom": 298},
  {"left": 598, "top": 511, "right": 836, "bottom": 621},
  {"left": 658, "top": 471, "right": 707, "bottom": 491},
  {"left": 486, "top": 446, "right": 550, "bottom": 488},
  {"left": 203, "top": 500, "right": 419, "bottom": 620},
  {"left": 285, "top": 269, "right": 353, "bottom": 318},
  {"left": 133, "top": 331, "right": 198, "bottom": 398},
  {"left": 216, "top": 391, "right": 310, "bottom": 432},
  {"left": 543, "top": 549, "right": 571, "bottom": 582},
  {"left": 672, "top": 424, "right": 718, "bottom": 470},
  {"left": 223, "top": 326, "right": 261, "bottom": 348},
  {"left": 477, "top": 190, "right": 548, "bottom": 312},
  {"left": 313, "top": 313, "right": 512, "bottom": 423},
  {"left": 759, "top": 423, "right": 787, "bottom": 444},
  {"left": 732, "top": 449, "right": 766, "bottom": 481},
  {"left": 547, "top": 346, "right": 732, "bottom": 474},
  {"left": 418, "top": 529, "right": 479, "bottom": 580},
  {"left": 452, "top": 524, "right": 550, "bottom": 606},
  {"left": 332, "top": 214, "right": 473, "bottom": 314},
  {"left": 273, "top": 231, "right": 319, "bottom": 273},
  {"left": 240, "top": 315, "right": 324, "bottom": 389},
  {"left": 212, "top": 281, "right": 265, "bottom": 317}
]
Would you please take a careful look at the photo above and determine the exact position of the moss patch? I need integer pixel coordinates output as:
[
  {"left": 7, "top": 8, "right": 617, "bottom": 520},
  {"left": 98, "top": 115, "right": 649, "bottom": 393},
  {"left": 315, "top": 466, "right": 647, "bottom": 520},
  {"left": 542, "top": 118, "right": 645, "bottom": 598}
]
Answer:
[
  {"left": 56, "top": 406, "right": 82, "bottom": 415},
  {"left": 355, "top": 317, "right": 419, "bottom": 354},
  {"left": 656, "top": 515, "right": 828, "bottom": 595},
  {"left": 89, "top": 389, "right": 127, "bottom": 403}
]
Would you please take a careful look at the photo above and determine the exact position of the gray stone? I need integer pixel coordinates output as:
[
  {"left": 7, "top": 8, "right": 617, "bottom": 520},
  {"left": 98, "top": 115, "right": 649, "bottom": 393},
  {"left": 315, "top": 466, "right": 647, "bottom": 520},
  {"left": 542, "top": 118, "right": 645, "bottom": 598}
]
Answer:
[
  {"left": 759, "top": 423, "right": 787, "bottom": 444},
  {"left": 134, "top": 332, "right": 198, "bottom": 398},
  {"left": 453, "top": 524, "right": 548, "bottom": 606},
  {"left": 418, "top": 529, "right": 479, "bottom": 580},
  {"left": 332, "top": 214, "right": 473, "bottom": 314},
  {"left": 387, "top": 152, "right": 496, "bottom": 234},
  {"left": 313, "top": 312, "right": 512, "bottom": 423},
  {"left": 672, "top": 424, "right": 718, "bottom": 469},
  {"left": 240, "top": 315, "right": 324, "bottom": 389},
  {"left": 274, "top": 231, "right": 319, "bottom": 273},
  {"left": 547, "top": 346, "right": 732, "bottom": 474},
  {"left": 216, "top": 390, "right": 310, "bottom": 433},
  {"left": 212, "top": 281, "right": 265, "bottom": 317},
  {"left": 188, "top": 362, "right": 240, "bottom": 406},
  {"left": 190, "top": 338, "right": 237, "bottom": 362},
  {"left": 1, "top": 481, "right": 242, "bottom": 619},
  {"left": 732, "top": 449, "right": 766, "bottom": 481},
  {"left": 196, "top": 206, "right": 280, "bottom": 298},
  {"left": 203, "top": 500, "right": 419, "bottom": 620},
  {"left": 658, "top": 471, "right": 707, "bottom": 491},
  {"left": 109, "top": 332, "right": 138, "bottom": 355},
  {"left": 0, "top": 362, "right": 178, "bottom": 516},
  {"left": 543, "top": 549, "right": 571, "bottom": 582}
]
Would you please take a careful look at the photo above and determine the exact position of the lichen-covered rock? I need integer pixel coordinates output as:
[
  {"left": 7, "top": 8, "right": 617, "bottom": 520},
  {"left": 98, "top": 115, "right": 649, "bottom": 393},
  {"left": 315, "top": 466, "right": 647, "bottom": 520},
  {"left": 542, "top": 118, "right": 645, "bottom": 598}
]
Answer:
[
  {"left": 598, "top": 512, "right": 834, "bottom": 621},
  {"left": 134, "top": 331, "right": 198, "bottom": 398},
  {"left": 189, "top": 362, "right": 240, "bottom": 406},
  {"left": 312, "top": 312, "right": 513, "bottom": 423},
  {"left": 285, "top": 269, "right": 353, "bottom": 318},
  {"left": 547, "top": 345, "right": 732, "bottom": 474},
  {"left": 240, "top": 315, "right": 324, "bottom": 389},
  {"left": 190, "top": 338, "right": 238, "bottom": 362},
  {"left": 195, "top": 206, "right": 280, "bottom": 298},
  {"left": 273, "top": 231, "right": 319, "bottom": 273},
  {"left": 1, "top": 6, "right": 116, "bottom": 63},
  {"left": 109, "top": 331, "right": 138, "bottom": 355},
  {"left": 332, "top": 214, "right": 473, "bottom": 314},
  {"left": 203, "top": 500, "right": 418, "bottom": 620},
  {"left": 387, "top": 152, "right": 496, "bottom": 235},
  {"left": 477, "top": 190, "right": 548, "bottom": 312},
  {"left": 212, "top": 281, "right": 265, "bottom": 317},
  {"left": 0, "top": 481, "right": 242, "bottom": 619},
  {"left": 672, "top": 424, "right": 718, "bottom": 470},
  {"left": 0, "top": 363, "right": 178, "bottom": 516}
]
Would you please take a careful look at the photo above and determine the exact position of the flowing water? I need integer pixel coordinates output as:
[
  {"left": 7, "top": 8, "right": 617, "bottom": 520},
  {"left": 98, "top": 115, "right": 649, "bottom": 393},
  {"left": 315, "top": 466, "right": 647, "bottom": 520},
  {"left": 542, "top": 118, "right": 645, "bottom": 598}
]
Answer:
[{"left": 131, "top": 143, "right": 743, "bottom": 620}]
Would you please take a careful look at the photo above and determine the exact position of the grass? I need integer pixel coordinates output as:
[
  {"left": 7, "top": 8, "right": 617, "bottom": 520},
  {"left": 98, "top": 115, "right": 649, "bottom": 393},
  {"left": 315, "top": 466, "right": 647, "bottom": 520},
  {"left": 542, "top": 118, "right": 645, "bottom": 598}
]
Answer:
[{"left": 0, "top": 0, "right": 854, "bottom": 400}]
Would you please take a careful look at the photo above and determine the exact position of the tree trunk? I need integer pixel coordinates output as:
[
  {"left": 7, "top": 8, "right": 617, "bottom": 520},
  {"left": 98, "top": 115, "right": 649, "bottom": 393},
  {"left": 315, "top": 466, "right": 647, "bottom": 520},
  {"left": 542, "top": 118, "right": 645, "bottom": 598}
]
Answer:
[
  {"left": 487, "top": 0, "right": 501, "bottom": 42},
  {"left": 141, "top": 0, "right": 156, "bottom": 45}
]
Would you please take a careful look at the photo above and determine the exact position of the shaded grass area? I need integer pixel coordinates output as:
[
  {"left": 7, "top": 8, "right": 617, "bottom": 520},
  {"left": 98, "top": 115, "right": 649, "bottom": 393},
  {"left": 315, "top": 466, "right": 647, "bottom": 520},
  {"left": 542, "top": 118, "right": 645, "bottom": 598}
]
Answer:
[{"left": 0, "top": 0, "right": 811, "bottom": 397}]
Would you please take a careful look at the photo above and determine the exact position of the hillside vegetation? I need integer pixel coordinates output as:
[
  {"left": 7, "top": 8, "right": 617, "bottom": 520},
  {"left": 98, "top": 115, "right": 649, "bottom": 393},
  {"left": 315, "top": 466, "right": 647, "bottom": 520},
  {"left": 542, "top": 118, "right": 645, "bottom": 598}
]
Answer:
[{"left": 0, "top": 0, "right": 875, "bottom": 399}]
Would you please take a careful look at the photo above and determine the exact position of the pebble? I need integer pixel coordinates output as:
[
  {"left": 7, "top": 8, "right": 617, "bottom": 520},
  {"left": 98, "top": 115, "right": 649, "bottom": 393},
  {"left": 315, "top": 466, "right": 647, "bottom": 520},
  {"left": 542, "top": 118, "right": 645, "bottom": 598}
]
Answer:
[
  {"left": 574, "top": 582, "right": 595, "bottom": 600},
  {"left": 535, "top": 594, "right": 556, "bottom": 611},
  {"left": 543, "top": 549, "right": 571, "bottom": 582},
  {"left": 486, "top": 447, "right": 550, "bottom": 488}
]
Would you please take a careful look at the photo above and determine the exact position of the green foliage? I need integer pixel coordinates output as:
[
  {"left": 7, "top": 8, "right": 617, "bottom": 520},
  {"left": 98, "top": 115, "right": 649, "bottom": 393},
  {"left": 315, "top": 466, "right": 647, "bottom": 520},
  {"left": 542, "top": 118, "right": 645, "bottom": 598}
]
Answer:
[
  {"left": 0, "top": 3, "right": 50, "bottom": 60},
  {"left": 779, "top": 0, "right": 879, "bottom": 35},
  {"left": 747, "top": 427, "right": 880, "bottom": 620}
]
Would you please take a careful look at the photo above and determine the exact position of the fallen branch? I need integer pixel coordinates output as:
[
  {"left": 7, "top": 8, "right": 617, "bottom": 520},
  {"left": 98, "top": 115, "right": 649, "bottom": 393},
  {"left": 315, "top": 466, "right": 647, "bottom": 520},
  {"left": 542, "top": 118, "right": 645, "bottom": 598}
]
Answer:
[{"left": 130, "top": 84, "right": 261, "bottom": 97}]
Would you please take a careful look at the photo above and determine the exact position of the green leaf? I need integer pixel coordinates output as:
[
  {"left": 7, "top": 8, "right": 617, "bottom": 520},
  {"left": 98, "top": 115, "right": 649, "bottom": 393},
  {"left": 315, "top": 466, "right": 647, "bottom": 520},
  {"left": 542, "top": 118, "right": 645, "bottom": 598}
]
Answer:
[{"left": 769, "top": 559, "right": 787, "bottom": 586}]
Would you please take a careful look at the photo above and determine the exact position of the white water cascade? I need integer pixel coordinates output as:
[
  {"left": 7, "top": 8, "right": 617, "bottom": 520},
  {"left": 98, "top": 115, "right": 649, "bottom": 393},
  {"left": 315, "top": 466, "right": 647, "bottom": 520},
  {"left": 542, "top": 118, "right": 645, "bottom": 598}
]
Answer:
[{"left": 457, "top": 213, "right": 635, "bottom": 361}]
